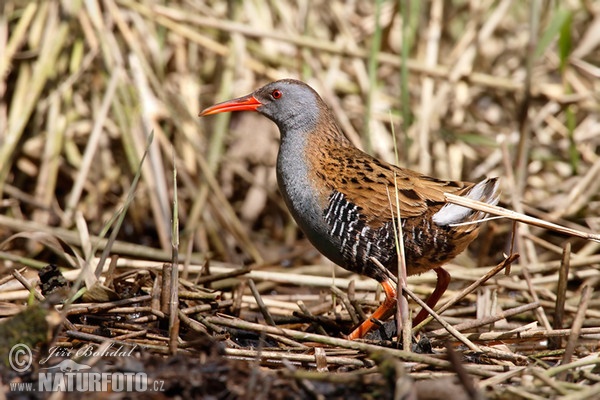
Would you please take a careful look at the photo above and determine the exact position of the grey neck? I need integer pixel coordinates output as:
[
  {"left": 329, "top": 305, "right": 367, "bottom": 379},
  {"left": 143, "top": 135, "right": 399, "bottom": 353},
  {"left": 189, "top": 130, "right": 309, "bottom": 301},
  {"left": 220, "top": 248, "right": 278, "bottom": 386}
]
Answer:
[{"left": 276, "top": 128, "right": 319, "bottom": 225}]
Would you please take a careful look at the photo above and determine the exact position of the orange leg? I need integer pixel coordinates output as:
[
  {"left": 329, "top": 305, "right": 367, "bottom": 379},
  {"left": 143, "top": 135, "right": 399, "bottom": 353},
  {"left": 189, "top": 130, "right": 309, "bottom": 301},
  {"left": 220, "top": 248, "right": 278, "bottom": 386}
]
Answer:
[
  {"left": 347, "top": 279, "right": 397, "bottom": 340},
  {"left": 347, "top": 268, "right": 451, "bottom": 340},
  {"left": 413, "top": 267, "right": 451, "bottom": 325}
]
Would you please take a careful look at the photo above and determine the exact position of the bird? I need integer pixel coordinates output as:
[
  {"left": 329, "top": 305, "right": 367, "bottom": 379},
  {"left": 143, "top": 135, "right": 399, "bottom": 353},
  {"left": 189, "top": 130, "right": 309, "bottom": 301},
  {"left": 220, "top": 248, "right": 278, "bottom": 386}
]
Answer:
[{"left": 200, "top": 79, "right": 500, "bottom": 340}]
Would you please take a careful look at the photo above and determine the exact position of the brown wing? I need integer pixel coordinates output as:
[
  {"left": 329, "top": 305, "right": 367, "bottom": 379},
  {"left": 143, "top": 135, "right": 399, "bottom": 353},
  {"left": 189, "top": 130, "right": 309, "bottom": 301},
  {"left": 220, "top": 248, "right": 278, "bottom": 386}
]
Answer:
[{"left": 312, "top": 144, "right": 473, "bottom": 227}]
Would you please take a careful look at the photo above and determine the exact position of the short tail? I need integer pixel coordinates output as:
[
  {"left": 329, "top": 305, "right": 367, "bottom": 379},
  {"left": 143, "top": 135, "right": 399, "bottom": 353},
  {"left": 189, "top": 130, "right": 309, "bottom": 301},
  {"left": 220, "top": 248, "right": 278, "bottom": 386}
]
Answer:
[{"left": 432, "top": 177, "right": 500, "bottom": 227}]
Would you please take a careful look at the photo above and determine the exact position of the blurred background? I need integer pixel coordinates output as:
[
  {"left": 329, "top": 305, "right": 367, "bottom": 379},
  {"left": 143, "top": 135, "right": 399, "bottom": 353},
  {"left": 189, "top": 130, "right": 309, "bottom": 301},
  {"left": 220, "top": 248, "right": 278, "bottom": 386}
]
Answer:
[{"left": 1, "top": 0, "right": 599, "bottom": 273}]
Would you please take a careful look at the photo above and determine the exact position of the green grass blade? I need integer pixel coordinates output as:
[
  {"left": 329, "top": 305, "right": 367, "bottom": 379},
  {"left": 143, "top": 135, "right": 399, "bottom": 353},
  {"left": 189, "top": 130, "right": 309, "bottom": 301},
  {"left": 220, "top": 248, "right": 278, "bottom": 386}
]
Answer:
[{"left": 534, "top": 8, "right": 572, "bottom": 59}]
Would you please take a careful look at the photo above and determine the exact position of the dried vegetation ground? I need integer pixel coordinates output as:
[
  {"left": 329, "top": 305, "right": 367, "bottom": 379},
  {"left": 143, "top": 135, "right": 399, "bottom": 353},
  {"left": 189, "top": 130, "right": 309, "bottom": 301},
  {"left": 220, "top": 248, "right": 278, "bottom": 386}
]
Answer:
[{"left": 1, "top": 0, "right": 600, "bottom": 399}]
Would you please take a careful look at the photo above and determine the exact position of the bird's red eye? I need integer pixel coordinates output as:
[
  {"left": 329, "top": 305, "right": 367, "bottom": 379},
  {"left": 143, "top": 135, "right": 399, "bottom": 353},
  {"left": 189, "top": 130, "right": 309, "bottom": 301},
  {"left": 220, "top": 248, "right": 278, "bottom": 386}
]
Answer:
[{"left": 272, "top": 90, "right": 282, "bottom": 99}]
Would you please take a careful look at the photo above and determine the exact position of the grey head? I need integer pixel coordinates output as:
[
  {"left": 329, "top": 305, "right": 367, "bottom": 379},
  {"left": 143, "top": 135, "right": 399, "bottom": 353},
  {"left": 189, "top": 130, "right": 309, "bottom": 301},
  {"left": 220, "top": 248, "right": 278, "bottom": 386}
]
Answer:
[
  {"left": 200, "top": 79, "right": 332, "bottom": 138},
  {"left": 250, "top": 79, "right": 324, "bottom": 135}
]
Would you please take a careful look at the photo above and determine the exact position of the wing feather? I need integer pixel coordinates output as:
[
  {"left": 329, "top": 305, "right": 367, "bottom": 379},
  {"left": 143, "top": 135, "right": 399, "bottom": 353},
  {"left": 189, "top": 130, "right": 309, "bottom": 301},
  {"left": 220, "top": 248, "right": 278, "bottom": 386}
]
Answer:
[{"left": 313, "top": 145, "right": 472, "bottom": 226}]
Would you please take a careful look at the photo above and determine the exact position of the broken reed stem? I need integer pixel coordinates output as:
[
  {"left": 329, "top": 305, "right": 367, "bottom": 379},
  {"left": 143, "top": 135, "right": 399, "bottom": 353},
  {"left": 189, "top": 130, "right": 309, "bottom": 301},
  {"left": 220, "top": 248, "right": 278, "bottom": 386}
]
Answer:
[
  {"left": 195, "top": 266, "right": 252, "bottom": 285},
  {"left": 522, "top": 266, "right": 552, "bottom": 331},
  {"left": 111, "top": 330, "right": 148, "bottom": 341},
  {"left": 446, "top": 326, "right": 600, "bottom": 342},
  {"left": 266, "top": 334, "right": 308, "bottom": 349},
  {"left": 65, "top": 329, "right": 176, "bottom": 354},
  {"left": 64, "top": 295, "right": 154, "bottom": 314},
  {"left": 12, "top": 268, "right": 77, "bottom": 332},
  {"left": 444, "top": 193, "right": 600, "bottom": 242},
  {"left": 545, "top": 355, "right": 600, "bottom": 379},
  {"left": 413, "top": 253, "right": 518, "bottom": 330},
  {"left": 180, "top": 299, "right": 234, "bottom": 315},
  {"left": 178, "top": 310, "right": 209, "bottom": 334},
  {"left": 103, "top": 255, "right": 119, "bottom": 289},
  {"left": 296, "top": 300, "right": 330, "bottom": 336},
  {"left": 11, "top": 269, "right": 45, "bottom": 302},
  {"left": 427, "top": 301, "right": 540, "bottom": 338},
  {"left": 222, "top": 348, "right": 367, "bottom": 367},
  {"left": 169, "top": 162, "right": 180, "bottom": 355},
  {"left": 330, "top": 286, "right": 359, "bottom": 325},
  {"left": 402, "top": 285, "right": 481, "bottom": 352},
  {"left": 0, "top": 214, "right": 199, "bottom": 264},
  {"left": 248, "top": 279, "right": 277, "bottom": 327},
  {"left": 559, "top": 284, "right": 593, "bottom": 381},
  {"left": 445, "top": 340, "right": 484, "bottom": 400},
  {"left": 386, "top": 178, "right": 411, "bottom": 351},
  {"left": 161, "top": 263, "right": 172, "bottom": 316},
  {"left": 549, "top": 242, "right": 571, "bottom": 349},
  {"left": 203, "top": 315, "right": 496, "bottom": 378}
]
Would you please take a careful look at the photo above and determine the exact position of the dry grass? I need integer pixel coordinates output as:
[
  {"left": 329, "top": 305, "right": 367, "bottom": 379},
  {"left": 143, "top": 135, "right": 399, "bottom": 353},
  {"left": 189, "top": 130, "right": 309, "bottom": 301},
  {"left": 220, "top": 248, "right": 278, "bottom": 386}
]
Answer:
[{"left": 1, "top": 0, "right": 600, "bottom": 398}]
